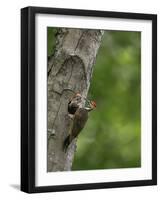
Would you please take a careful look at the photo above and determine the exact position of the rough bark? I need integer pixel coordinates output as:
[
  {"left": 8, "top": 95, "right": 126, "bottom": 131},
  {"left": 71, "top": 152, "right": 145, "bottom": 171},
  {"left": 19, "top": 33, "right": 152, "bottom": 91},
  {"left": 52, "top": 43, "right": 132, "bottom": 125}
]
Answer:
[{"left": 47, "top": 28, "right": 104, "bottom": 172}]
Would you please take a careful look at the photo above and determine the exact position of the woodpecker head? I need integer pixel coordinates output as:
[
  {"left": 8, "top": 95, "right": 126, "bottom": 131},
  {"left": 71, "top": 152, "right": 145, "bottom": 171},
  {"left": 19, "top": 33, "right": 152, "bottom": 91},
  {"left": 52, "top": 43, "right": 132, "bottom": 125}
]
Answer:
[
  {"left": 85, "top": 100, "right": 96, "bottom": 111},
  {"left": 89, "top": 101, "right": 97, "bottom": 109}
]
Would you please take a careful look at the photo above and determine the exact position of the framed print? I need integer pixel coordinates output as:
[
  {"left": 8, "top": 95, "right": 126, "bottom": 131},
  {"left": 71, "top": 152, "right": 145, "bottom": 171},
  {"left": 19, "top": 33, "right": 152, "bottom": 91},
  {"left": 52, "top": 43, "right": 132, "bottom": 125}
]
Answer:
[{"left": 21, "top": 6, "right": 157, "bottom": 193}]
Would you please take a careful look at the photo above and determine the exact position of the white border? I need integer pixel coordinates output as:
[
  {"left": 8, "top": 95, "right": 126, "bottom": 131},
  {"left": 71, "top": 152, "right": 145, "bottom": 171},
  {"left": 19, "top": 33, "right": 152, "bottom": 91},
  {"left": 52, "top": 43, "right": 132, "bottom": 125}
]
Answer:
[{"left": 35, "top": 14, "right": 152, "bottom": 186}]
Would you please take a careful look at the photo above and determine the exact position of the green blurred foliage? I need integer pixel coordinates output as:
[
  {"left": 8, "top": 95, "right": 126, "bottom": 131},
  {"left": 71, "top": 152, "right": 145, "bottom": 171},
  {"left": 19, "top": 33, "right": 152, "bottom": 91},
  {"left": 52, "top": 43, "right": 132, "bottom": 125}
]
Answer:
[
  {"left": 47, "top": 27, "right": 57, "bottom": 56},
  {"left": 48, "top": 28, "right": 141, "bottom": 170}
]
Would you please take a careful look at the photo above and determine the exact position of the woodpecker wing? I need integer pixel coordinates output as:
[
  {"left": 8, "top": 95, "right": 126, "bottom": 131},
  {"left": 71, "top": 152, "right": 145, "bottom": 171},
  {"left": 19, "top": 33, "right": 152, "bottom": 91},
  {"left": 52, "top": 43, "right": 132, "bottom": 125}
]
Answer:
[{"left": 70, "top": 108, "right": 88, "bottom": 140}]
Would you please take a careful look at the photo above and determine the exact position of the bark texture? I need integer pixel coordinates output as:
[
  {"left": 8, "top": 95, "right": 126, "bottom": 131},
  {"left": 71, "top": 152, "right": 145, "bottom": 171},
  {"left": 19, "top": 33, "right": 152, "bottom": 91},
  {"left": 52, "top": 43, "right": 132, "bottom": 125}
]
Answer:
[{"left": 47, "top": 28, "right": 104, "bottom": 172}]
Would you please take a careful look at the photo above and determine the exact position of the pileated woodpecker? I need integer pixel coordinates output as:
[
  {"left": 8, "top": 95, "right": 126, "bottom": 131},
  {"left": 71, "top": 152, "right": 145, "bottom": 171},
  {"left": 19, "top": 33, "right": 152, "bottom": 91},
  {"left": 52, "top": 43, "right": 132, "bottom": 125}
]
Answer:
[{"left": 63, "top": 100, "right": 96, "bottom": 151}]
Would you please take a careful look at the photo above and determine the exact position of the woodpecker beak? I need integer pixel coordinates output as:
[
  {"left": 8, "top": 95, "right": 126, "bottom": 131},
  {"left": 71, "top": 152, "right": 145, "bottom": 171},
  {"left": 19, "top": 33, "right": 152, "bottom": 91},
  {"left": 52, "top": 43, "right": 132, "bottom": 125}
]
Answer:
[{"left": 84, "top": 97, "right": 96, "bottom": 109}]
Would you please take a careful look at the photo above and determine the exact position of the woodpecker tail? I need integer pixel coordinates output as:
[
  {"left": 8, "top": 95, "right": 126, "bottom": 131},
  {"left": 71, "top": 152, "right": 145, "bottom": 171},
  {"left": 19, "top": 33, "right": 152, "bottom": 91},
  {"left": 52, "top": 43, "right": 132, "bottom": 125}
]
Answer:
[{"left": 63, "top": 135, "right": 70, "bottom": 152}]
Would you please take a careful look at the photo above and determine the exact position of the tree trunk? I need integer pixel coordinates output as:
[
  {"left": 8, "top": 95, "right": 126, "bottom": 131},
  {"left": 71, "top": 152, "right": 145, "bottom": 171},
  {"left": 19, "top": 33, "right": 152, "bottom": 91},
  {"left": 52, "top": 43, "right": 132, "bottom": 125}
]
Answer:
[{"left": 47, "top": 28, "right": 104, "bottom": 172}]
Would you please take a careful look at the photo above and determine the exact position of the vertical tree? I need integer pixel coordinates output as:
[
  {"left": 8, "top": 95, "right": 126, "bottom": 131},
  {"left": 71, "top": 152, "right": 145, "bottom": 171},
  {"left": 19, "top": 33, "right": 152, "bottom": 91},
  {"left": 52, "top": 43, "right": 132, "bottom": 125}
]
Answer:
[{"left": 47, "top": 28, "right": 104, "bottom": 172}]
